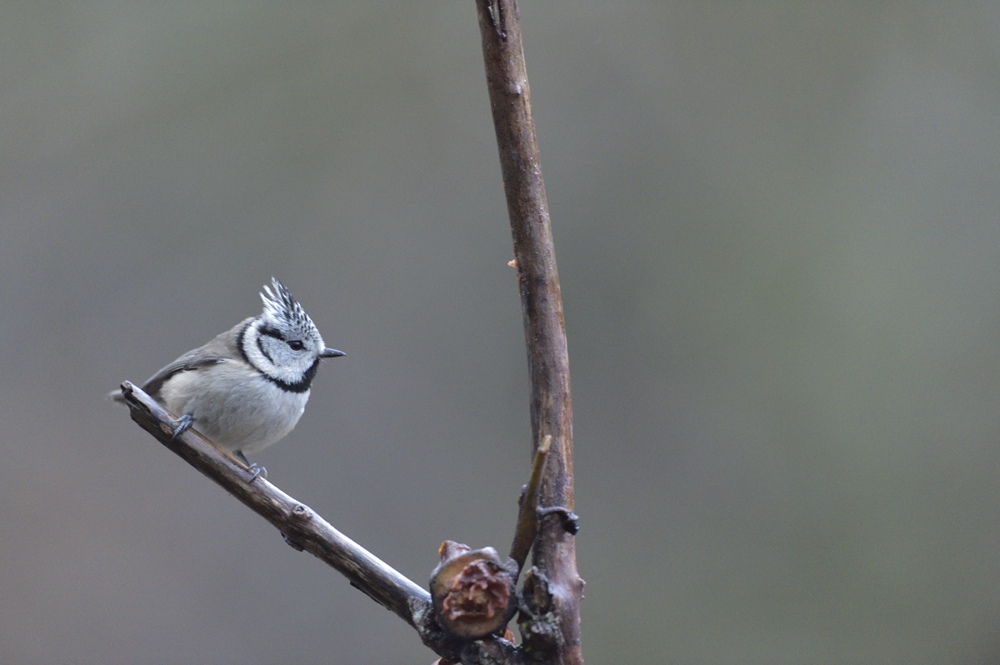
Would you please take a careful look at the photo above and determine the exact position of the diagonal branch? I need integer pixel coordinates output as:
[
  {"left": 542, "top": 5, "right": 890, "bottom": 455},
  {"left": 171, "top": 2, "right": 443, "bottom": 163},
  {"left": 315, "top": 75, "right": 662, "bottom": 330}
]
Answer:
[
  {"left": 477, "top": 1, "right": 584, "bottom": 663},
  {"left": 121, "top": 381, "right": 532, "bottom": 662},
  {"left": 119, "top": 382, "right": 432, "bottom": 626}
]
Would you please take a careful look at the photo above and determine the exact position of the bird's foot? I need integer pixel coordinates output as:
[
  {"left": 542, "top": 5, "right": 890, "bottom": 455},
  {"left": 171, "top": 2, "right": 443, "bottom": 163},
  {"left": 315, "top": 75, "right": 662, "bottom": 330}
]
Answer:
[
  {"left": 169, "top": 414, "right": 194, "bottom": 440},
  {"left": 234, "top": 452, "right": 267, "bottom": 483},
  {"left": 246, "top": 463, "right": 268, "bottom": 483}
]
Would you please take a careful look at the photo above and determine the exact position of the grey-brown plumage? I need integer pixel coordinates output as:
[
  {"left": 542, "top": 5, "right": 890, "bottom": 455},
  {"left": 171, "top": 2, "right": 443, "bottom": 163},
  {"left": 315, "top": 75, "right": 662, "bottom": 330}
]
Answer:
[{"left": 111, "top": 279, "right": 344, "bottom": 467}]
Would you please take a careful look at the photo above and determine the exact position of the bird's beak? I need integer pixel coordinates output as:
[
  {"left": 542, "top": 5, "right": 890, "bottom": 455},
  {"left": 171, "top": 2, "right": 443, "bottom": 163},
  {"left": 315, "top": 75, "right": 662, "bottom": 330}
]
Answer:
[{"left": 321, "top": 348, "right": 346, "bottom": 359}]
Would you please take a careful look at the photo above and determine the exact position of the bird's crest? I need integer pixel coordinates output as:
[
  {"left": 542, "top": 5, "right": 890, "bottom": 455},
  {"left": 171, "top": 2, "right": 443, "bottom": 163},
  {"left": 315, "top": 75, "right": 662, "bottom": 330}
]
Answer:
[{"left": 260, "top": 278, "right": 316, "bottom": 333}]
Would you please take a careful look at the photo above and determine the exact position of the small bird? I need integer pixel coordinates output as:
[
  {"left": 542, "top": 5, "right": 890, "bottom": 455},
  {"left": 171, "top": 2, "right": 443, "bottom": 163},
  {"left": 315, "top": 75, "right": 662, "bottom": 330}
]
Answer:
[{"left": 111, "top": 278, "right": 344, "bottom": 477}]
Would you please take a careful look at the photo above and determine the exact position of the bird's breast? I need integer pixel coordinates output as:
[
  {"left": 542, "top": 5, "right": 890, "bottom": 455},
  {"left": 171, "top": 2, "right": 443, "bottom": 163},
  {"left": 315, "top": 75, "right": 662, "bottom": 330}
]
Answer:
[{"left": 157, "top": 361, "right": 311, "bottom": 454}]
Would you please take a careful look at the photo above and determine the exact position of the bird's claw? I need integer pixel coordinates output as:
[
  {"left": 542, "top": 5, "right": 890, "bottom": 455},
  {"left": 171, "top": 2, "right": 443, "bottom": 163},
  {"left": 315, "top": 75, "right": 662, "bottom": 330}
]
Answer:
[
  {"left": 233, "top": 451, "right": 267, "bottom": 483},
  {"left": 170, "top": 414, "right": 194, "bottom": 440},
  {"left": 247, "top": 463, "right": 268, "bottom": 483}
]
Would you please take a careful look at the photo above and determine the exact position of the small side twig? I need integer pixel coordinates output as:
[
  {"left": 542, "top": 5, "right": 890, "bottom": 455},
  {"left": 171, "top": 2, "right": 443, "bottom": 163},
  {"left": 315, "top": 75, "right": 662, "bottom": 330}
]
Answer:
[{"left": 508, "top": 434, "right": 551, "bottom": 574}]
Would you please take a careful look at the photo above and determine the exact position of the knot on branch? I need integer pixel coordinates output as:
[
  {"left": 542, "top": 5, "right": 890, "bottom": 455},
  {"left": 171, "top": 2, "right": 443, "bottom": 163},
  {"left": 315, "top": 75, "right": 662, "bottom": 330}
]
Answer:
[
  {"left": 430, "top": 541, "right": 517, "bottom": 640},
  {"left": 517, "top": 566, "right": 562, "bottom": 659}
]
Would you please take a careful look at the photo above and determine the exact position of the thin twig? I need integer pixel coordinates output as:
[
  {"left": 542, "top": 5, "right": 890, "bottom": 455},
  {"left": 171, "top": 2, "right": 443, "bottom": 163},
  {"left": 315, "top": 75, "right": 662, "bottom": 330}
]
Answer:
[
  {"left": 121, "top": 381, "right": 527, "bottom": 662},
  {"left": 509, "top": 434, "right": 551, "bottom": 573},
  {"left": 119, "top": 382, "right": 431, "bottom": 625},
  {"left": 477, "top": 1, "right": 584, "bottom": 662}
]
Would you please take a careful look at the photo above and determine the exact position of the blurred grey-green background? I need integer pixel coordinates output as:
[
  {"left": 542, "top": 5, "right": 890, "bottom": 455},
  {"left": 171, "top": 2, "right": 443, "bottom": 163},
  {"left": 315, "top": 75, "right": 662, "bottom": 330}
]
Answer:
[{"left": 3, "top": 3, "right": 1000, "bottom": 663}]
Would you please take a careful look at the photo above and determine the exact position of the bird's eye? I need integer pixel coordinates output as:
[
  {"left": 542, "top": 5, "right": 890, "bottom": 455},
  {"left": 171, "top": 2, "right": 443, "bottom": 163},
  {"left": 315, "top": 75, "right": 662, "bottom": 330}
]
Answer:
[{"left": 287, "top": 340, "right": 305, "bottom": 351}]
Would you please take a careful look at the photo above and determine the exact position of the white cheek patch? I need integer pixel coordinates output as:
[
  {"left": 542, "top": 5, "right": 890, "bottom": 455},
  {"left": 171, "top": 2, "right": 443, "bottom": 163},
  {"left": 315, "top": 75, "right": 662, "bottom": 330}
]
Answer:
[
  {"left": 241, "top": 324, "right": 316, "bottom": 387},
  {"left": 242, "top": 327, "right": 277, "bottom": 376}
]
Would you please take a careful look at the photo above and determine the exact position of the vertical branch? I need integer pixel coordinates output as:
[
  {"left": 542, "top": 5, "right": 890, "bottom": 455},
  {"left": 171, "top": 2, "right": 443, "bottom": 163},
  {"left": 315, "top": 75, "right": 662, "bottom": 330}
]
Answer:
[{"left": 476, "top": 2, "right": 583, "bottom": 664}]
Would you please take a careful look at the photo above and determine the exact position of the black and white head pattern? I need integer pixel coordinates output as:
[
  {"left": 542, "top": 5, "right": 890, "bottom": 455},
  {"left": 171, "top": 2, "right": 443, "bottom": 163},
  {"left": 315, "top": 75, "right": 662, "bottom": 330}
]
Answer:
[{"left": 241, "top": 278, "right": 328, "bottom": 392}]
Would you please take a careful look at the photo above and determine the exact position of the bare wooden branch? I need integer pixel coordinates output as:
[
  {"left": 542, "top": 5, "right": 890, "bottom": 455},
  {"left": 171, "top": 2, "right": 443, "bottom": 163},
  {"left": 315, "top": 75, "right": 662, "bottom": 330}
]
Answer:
[
  {"left": 120, "top": 382, "right": 431, "bottom": 619},
  {"left": 477, "top": 1, "right": 584, "bottom": 663},
  {"left": 120, "top": 381, "right": 528, "bottom": 663}
]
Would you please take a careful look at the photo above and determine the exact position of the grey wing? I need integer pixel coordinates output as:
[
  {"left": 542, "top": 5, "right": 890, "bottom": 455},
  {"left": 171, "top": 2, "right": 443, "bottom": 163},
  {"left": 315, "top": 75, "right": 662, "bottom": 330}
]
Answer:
[
  {"left": 110, "top": 320, "right": 249, "bottom": 402},
  {"left": 138, "top": 351, "right": 227, "bottom": 399},
  {"left": 107, "top": 351, "right": 225, "bottom": 403}
]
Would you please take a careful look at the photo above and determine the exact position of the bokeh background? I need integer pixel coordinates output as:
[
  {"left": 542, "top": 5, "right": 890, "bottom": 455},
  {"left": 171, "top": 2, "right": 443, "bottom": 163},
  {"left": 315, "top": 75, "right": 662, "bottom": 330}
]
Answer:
[{"left": 2, "top": 3, "right": 999, "bottom": 663}]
